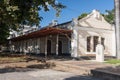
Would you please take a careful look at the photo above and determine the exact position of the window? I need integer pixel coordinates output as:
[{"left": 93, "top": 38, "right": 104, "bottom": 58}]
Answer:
[
  {"left": 93, "top": 36, "right": 99, "bottom": 52},
  {"left": 87, "top": 36, "right": 105, "bottom": 52},
  {"left": 87, "top": 36, "right": 91, "bottom": 52}
]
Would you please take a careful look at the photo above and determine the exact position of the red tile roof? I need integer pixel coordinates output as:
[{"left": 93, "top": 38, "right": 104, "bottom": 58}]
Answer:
[{"left": 10, "top": 27, "right": 72, "bottom": 41}]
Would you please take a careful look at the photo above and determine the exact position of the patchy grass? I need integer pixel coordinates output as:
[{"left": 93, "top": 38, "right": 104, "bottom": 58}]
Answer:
[
  {"left": 106, "top": 59, "right": 120, "bottom": 65},
  {"left": 0, "top": 53, "right": 46, "bottom": 64},
  {"left": 27, "top": 62, "right": 56, "bottom": 69},
  {"left": 0, "top": 52, "right": 30, "bottom": 63},
  {"left": 0, "top": 57, "right": 27, "bottom": 63},
  {"left": 0, "top": 53, "right": 56, "bottom": 69}
]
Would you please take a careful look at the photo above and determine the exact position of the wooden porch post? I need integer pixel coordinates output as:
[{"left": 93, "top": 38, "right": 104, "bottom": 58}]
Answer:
[
  {"left": 56, "top": 34, "right": 59, "bottom": 56},
  {"left": 45, "top": 36, "right": 47, "bottom": 56}
]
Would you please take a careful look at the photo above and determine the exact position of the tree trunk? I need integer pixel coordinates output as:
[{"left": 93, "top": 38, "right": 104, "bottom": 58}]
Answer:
[{"left": 114, "top": 0, "right": 120, "bottom": 59}]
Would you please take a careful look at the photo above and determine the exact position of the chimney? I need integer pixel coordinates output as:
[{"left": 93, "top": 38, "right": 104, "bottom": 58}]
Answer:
[
  {"left": 49, "top": 20, "right": 58, "bottom": 27},
  {"left": 52, "top": 20, "right": 58, "bottom": 25}
]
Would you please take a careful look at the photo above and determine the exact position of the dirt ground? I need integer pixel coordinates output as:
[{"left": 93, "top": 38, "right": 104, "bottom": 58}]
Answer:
[{"left": 0, "top": 69, "right": 102, "bottom": 80}]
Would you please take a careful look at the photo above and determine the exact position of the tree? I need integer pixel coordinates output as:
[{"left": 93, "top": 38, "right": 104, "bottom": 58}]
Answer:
[
  {"left": 102, "top": 9, "right": 115, "bottom": 24},
  {"left": 78, "top": 13, "right": 88, "bottom": 20},
  {"left": 0, "top": 0, "right": 65, "bottom": 43},
  {"left": 0, "top": 24, "right": 9, "bottom": 43},
  {"left": 114, "top": 0, "right": 120, "bottom": 59},
  {"left": 78, "top": 10, "right": 114, "bottom": 24}
]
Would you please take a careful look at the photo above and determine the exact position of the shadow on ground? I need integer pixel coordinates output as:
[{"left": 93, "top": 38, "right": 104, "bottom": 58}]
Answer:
[
  {"left": 91, "top": 66, "right": 120, "bottom": 80},
  {"left": 27, "top": 62, "right": 56, "bottom": 69},
  {"left": 0, "top": 67, "right": 35, "bottom": 74},
  {"left": 64, "top": 75, "right": 102, "bottom": 80},
  {"left": 33, "top": 55, "right": 90, "bottom": 61},
  {"left": 0, "top": 62, "right": 56, "bottom": 74}
]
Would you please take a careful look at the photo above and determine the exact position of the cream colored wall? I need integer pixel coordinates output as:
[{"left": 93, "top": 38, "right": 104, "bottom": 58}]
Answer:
[
  {"left": 39, "top": 37, "right": 45, "bottom": 53},
  {"left": 75, "top": 27, "right": 115, "bottom": 56},
  {"left": 11, "top": 34, "right": 70, "bottom": 55},
  {"left": 47, "top": 35, "right": 56, "bottom": 54},
  {"left": 11, "top": 27, "right": 115, "bottom": 57},
  {"left": 59, "top": 36, "right": 70, "bottom": 53},
  {"left": 47, "top": 35, "right": 70, "bottom": 54}
]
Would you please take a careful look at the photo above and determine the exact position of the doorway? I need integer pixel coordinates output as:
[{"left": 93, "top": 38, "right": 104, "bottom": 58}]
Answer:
[
  {"left": 58, "top": 41, "right": 62, "bottom": 55},
  {"left": 47, "top": 40, "right": 51, "bottom": 55}
]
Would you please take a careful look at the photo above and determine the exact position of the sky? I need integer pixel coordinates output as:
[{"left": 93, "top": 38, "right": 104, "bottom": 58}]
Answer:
[{"left": 39, "top": 0, "right": 114, "bottom": 27}]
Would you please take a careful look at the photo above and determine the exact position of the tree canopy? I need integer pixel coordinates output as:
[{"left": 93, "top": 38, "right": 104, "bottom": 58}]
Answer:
[
  {"left": 78, "top": 13, "right": 88, "bottom": 20},
  {"left": 0, "top": 0, "right": 65, "bottom": 43},
  {"left": 78, "top": 9, "right": 114, "bottom": 24},
  {"left": 102, "top": 9, "right": 114, "bottom": 24}
]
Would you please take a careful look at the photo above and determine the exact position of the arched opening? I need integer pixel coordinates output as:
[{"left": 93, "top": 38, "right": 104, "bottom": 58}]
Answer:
[
  {"left": 47, "top": 40, "right": 51, "bottom": 55},
  {"left": 58, "top": 41, "right": 62, "bottom": 55}
]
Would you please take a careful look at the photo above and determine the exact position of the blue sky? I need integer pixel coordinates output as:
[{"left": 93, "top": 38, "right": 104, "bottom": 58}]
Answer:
[{"left": 40, "top": 0, "right": 114, "bottom": 27}]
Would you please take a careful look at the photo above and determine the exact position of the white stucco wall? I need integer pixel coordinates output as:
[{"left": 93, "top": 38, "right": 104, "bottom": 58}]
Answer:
[
  {"left": 71, "top": 29, "right": 78, "bottom": 57},
  {"left": 71, "top": 10, "right": 116, "bottom": 57},
  {"left": 73, "top": 26, "right": 115, "bottom": 56}
]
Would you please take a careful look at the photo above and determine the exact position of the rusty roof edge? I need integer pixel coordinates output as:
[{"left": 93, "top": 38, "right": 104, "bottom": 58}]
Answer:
[{"left": 9, "top": 27, "right": 72, "bottom": 41}]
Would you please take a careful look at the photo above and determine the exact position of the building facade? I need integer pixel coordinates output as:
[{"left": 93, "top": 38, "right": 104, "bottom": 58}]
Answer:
[
  {"left": 8, "top": 10, "right": 116, "bottom": 57},
  {"left": 71, "top": 10, "right": 116, "bottom": 57},
  {"left": 8, "top": 25, "right": 39, "bottom": 39}
]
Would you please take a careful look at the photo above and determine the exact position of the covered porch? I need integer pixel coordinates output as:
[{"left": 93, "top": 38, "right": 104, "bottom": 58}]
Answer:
[{"left": 9, "top": 27, "right": 72, "bottom": 56}]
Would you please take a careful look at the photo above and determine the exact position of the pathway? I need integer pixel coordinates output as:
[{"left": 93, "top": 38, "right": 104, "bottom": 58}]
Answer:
[
  {"left": 51, "top": 60, "right": 113, "bottom": 75},
  {"left": 0, "top": 69, "right": 102, "bottom": 80}
]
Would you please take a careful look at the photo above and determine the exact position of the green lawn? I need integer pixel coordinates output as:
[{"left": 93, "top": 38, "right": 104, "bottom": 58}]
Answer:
[{"left": 106, "top": 59, "right": 120, "bottom": 65}]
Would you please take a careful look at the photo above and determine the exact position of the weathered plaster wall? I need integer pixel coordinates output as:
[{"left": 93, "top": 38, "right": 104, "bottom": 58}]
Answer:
[{"left": 75, "top": 26, "right": 115, "bottom": 56}]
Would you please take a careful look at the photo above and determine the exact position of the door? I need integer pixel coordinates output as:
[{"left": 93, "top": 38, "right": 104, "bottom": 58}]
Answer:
[
  {"left": 47, "top": 40, "right": 51, "bottom": 55},
  {"left": 58, "top": 41, "right": 62, "bottom": 55}
]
